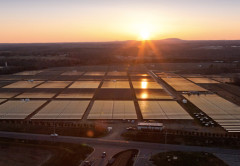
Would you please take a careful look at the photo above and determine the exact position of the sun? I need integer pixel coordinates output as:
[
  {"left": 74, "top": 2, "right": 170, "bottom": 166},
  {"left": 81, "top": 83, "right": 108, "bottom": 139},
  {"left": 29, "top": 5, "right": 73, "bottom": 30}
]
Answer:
[{"left": 140, "top": 29, "right": 150, "bottom": 40}]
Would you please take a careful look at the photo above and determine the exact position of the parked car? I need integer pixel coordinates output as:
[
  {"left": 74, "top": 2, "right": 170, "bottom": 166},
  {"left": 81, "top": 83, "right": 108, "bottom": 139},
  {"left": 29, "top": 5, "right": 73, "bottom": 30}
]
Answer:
[
  {"left": 83, "top": 161, "right": 92, "bottom": 166},
  {"left": 50, "top": 133, "right": 58, "bottom": 137},
  {"left": 102, "top": 152, "right": 107, "bottom": 158}
]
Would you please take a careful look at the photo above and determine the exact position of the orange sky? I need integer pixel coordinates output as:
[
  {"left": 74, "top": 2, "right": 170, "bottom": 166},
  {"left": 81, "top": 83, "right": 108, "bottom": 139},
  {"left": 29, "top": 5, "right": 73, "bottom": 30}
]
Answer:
[{"left": 1, "top": 0, "right": 240, "bottom": 43}]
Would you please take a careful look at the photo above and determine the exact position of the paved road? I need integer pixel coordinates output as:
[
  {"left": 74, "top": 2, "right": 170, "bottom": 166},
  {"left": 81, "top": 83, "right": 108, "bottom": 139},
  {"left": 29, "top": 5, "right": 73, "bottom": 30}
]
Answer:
[{"left": 0, "top": 131, "right": 239, "bottom": 166}]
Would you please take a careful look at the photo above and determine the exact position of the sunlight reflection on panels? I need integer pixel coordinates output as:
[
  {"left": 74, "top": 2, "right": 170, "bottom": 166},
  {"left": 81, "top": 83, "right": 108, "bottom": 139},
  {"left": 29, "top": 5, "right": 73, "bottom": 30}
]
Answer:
[
  {"left": 13, "top": 70, "right": 43, "bottom": 75},
  {"left": 61, "top": 71, "right": 84, "bottom": 75},
  {"left": 88, "top": 100, "right": 137, "bottom": 119},
  {"left": 56, "top": 89, "right": 95, "bottom": 98},
  {"left": 3, "top": 81, "right": 43, "bottom": 88},
  {"left": 101, "top": 81, "right": 130, "bottom": 88},
  {"left": 15, "top": 91, "right": 56, "bottom": 98},
  {"left": 0, "top": 92, "right": 20, "bottom": 98},
  {"left": 36, "top": 81, "right": 71, "bottom": 88},
  {"left": 84, "top": 72, "right": 105, "bottom": 76},
  {"left": 0, "top": 99, "right": 6, "bottom": 103},
  {"left": 135, "top": 89, "right": 172, "bottom": 99},
  {"left": 32, "top": 100, "right": 90, "bottom": 119},
  {"left": 187, "top": 78, "right": 219, "bottom": 84},
  {"left": 69, "top": 81, "right": 100, "bottom": 88},
  {"left": 0, "top": 100, "right": 46, "bottom": 119},
  {"left": 107, "top": 72, "right": 127, "bottom": 76},
  {"left": 139, "top": 101, "right": 192, "bottom": 120},
  {"left": 132, "top": 81, "right": 163, "bottom": 89},
  {"left": 162, "top": 77, "right": 207, "bottom": 91},
  {"left": 184, "top": 94, "right": 240, "bottom": 132},
  {"left": 211, "top": 77, "right": 232, "bottom": 83},
  {"left": 130, "top": 73, "right": 149, "bottom": 76}
]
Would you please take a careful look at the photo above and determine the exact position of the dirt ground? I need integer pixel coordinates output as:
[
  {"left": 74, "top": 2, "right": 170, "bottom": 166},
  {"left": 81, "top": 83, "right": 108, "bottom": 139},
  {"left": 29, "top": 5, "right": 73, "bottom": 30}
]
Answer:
[{"left": 0, "top": 142, "right": 52, "bottom": 166}]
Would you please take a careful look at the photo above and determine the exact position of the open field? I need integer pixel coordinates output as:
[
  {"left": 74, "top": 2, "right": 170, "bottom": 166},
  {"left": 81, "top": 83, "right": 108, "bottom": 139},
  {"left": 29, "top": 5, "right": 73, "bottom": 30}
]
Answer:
[
  {"left": 0, "top": 138, "right": 93, "bottom": 166},
  {"left": 151, "top": 151, "right": 227, "bottom": 166},
  {"left": 0, "top": 140, "right": 52, "bottom": 166},
  {"left": 107, "top": 149, "right": 138, "bottom": 166}
]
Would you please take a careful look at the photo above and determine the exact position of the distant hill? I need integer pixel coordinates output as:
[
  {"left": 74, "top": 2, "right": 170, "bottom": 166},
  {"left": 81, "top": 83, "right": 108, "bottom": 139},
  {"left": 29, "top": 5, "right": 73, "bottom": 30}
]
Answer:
[{"left": 158, "top": 38, "right": 185, "bottom": 43}]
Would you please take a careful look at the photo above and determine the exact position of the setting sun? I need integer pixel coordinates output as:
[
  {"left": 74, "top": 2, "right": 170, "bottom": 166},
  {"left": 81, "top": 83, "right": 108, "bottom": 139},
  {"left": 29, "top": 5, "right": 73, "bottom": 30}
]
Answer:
[{"left": 140, "top": 29, "right": 150, "bottom": 40}]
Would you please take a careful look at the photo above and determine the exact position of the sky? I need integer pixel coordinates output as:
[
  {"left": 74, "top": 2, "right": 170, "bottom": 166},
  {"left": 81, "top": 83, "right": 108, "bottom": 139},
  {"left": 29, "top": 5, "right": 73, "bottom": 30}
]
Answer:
[{"left": 0, "top": 0, "right": 240, "bottom": 43}]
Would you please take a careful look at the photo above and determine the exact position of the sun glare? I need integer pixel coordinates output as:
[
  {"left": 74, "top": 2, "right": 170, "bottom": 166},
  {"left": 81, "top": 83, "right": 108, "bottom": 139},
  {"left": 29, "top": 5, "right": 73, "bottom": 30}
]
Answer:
[{"left": 140, "top": 29, "right": 150, "bottom": 40}]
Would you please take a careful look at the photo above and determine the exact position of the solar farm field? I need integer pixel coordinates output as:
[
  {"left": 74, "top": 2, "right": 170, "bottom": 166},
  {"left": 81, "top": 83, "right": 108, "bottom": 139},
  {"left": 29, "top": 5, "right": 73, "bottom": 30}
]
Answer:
[
  {"left": 36, "top": 81, "right": 72, "bottom": 88},
  {"left": 138, "top": 101, "right": 193, "bottom": 119},
  {"left": 132, "top": 81, "right": 163, "bottom": 89},
  {"left": 13, "top": 70, "right": 43, "bottom": 75},
  {"left": 211, "top": 77, "right": 233, "bottom": 83},
  {"left": 187, "top": 78, "right": 219, "bottom": 84},
  {"left": 87, "top": 100, "right": 137, "bottom": 119},
  {"left": 61, "top": 71, "right": 84, "bottom": 75},
  {"left": 69, "top": 81, "right": 100, "bottom": 88},
  {"left": 32, "top": 100, "right": 90, "bottom": 119},
  {"left": 0, "top": 90, "right": 21, "bottom": 98},
  {"left": 0, "top": 99, "right": 6, "bottom": 103},
  {"left": 3, "top": 81, "right": 43, "bottom": 88},
  {"left": 56, "top": 89, "right": 95, "bottom": 98},
  {"left": 15, "top": 90, "right": 57, "bottom": 98},
  {"left": 84, "top": 72, "right": 105, "bottom": 76},
  {"left": 101, "top": 81, "right": 130, "bottom": 88},
  {"left": 161, "top": 77, "right": 207, "bottom": 91},
  {"left": 107, "top": 71, "right": 127, "bottom": 76},
  {"left": 135, "top": 89, "right": 173, "bottom": 99},
  {"left": 0, "top": 100, "right": 46, "bottom": 119},
  {"left": 184, "top": 94, "right": 240, "bottom": 132}
]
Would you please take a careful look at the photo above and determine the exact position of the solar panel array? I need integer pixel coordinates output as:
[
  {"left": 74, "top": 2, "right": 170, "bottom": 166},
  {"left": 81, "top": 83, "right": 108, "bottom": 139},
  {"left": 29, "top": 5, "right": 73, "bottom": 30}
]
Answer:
[
  {"left": 132, "top": 81, "right": 163, "bottom": 89},
  {"left": 3, "top": 81, "right": 43, "bottom": 88},
  {"left": 69, "top": 81, "right": 100, "bottom": 88},
  {"left": 184, "top": 94, "right": 240, "bottom": 132},
  {"left": 36, "top": 81, "right": 71, "bottom": 88},
  {"left": 84, "top": 72, "right": 105, "bottom": 76},
  {"left": 187, "top": 78, "right": 219, "bottom": 84},
  {"left": 138, "top": 101, "right": 193, "bottom": 119},
  {"left": 0, "top": 100, "right": 46, "bottom": 119},
  {"left": 61, "top": 71, "right": 84, "bottom": 75},
  {"left": 13, "top": 70, "right": 42, "bottom": 75},
  {"left": 57, "top": 90, "right": 95, "bottom": 98},
  {"left": 32, "top": 100, "right": 90, "bottom": 119},
  {"left": 101, "top": 81, "right": 130, "bottom": 88},
  {"left": 16, "top": 91, "right": 56, "bottom": 98},
  {"left": 88, "top": 100, "right": 137, "bottom": 119},
  {"left": 161, "top": 77, "right": 207, "bottom": 91},
  {"left": 107, "top": 72, "right": 127, "bottom": 76}
]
